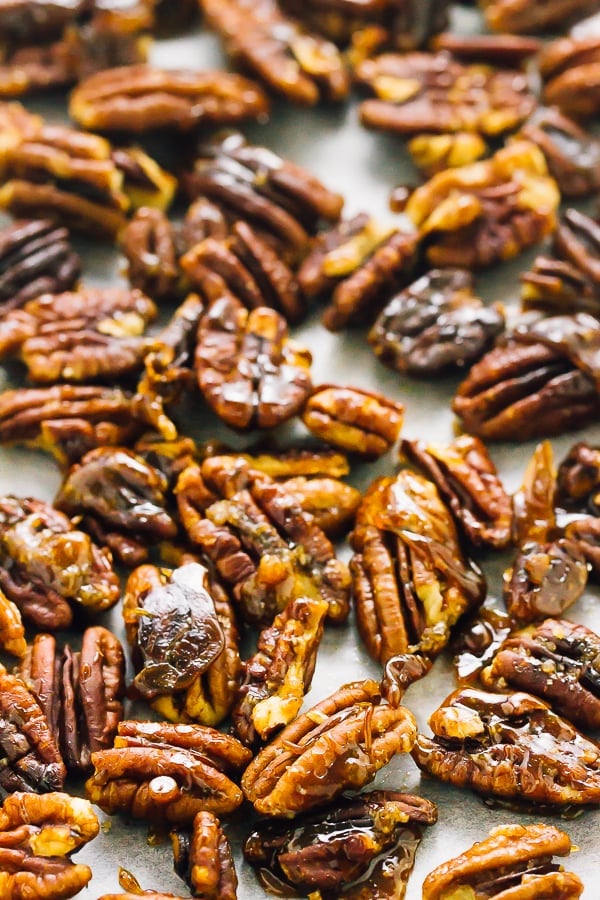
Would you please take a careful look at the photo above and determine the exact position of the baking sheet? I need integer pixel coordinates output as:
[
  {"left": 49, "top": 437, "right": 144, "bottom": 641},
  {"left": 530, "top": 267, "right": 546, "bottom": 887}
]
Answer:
[{"left": 1, "top": 7, "right": 600, "bottom": 897}]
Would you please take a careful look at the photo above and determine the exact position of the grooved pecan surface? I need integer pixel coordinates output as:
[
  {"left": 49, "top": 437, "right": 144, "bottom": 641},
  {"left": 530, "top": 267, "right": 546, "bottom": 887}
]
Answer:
[{"left": 172, "top": 811, "right": 238, "bottom": 900}]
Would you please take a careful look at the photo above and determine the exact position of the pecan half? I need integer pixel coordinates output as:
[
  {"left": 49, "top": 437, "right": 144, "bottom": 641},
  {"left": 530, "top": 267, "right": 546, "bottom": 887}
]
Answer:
[
  {"left": 86, "top": 720, "right": 252, "bottom": 824},
  {"left": 412, "top": 686, "right": 600, "bottom": 806},
  {"left": 422, "top": 823, "right": 583, "bottom": 900},
  {"left": 0, "top": 495, "right": 120, "bottom": 630},
  {"left": 120, "top": 207, "right": 182, "bottom": 302},
  {"left": 172, "top": 811, "right": 238, "bottom": 900},
  {"left": 241, "top": 680, "right": 417, "bottom": 817},
  {"left": 70, "top": 64, "right": 269, "bottom": 133},
  {"left": 540, "top": 37, "right": 600, "bottom": 120},
  {"left": 369, "top": 268, "right": 505, "bottom": 376},
  {"left": 244, "top": 790, "right": 437, "bottom": 898},
  {"left": 484, "top": 0, "right": 598, "bottom": 33},
  {"left": 432, "top": 32, "right": 541, "bottom": 67}
]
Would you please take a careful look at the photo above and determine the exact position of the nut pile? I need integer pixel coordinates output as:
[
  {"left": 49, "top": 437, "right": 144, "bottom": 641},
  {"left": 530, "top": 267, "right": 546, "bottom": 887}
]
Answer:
[{"left": 0, "top": 1, "right": 599, "bottom": 898}]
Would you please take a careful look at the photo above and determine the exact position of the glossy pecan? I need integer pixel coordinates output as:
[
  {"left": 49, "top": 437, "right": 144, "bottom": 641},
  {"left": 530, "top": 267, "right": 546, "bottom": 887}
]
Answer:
[
  {"left": 406, "top": 142, "right": 559, "bottom": 269},
  {"left": 540, "top": 37, "right": 600, "bottom": 120},
  {"left": 451, "top": 599, "right": 514, "bottom": 684},
  {"left": 172, "top": 811, "right": 238, "bottom": 900},
  {"left": 350, "top": 469, "right": 486, "bottom": 664},
  {"left": 512, "top": 440, "right": 556, "bottom": 547},
  {"left": 556, "top": 440, "right": 600, "bottom": 510},
  {"left": 241, "top": 680, "right": 417, "bottom": 817},
  {"left": 244, "top": 790, "right": 437, "bottom": 898},
  {"left": 432, "top": 32, "right": 541, "bottom": 67},
  {"left": 194, "top": 293, "right": 312, "bottom": 431},
  {"left": 0, "top": 792, "right": 99, "bottom": 900},
  {"left": 369, "top": 268, "right": 505, "bottom": 376},
  {"left": 401, "top": 435, "right": 513, "bottom": 550},
  {"left": 231, "top": 444, "right": 350, "bottom": 480},
  {"left": 120, "top": 207, "right": 182, "bottom": 302},
  {"left": 112, "top": 147, "right": 176, "bottom": 213},
  {"left": 483, "top": 0, "right": 598, "bottom": 33},
  {"left": 407, "top": 132, "right": 487, "bottom": 178},
  {"left": 0, "top": 495, "right": 120, "bottom": 630},
  {"left": 86, "top": 720, "right": 252, "bottom": 825},
  {"left": 70, "top": 64, "right": 269, "bottom": 133},
  {"left": 413, "top": 686, "right": 600, "bottom": 806},
  {"left": 422, "top": 823, "right": 583, "bottom": 900},
  {"left": 55, "top": 446, "right": 178, "bottom": 567},
  {"left": 280, "top": 475, "right": 361, "bottom": 537}
]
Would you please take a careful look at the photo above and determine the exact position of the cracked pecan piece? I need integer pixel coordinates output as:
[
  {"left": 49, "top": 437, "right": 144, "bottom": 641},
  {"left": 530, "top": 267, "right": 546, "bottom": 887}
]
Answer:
[
  {"left": 86, "top": 720, "right": 252, "bottom": 825},
  {"left": 540, "top": 37, "right": 600, "bottom": 120},
  {"left": 482, "top": 618, "right": 600, "bottom": 731},
  {"left": 483, "top": 0, "right": 598, "bottom": 33},
  {"left": 350, "top": 469, "right": 486, "bottom": 665},
  {"left": 422, "top": 822, "right": 582, "bottom": 900},
  {"left": 0, "top": 495, "right": 120, "bottom": 630},
  {"left": 242, "top": 680, "right": 417, "bottom": 817},
  {"left": 176, "top": 454, "right": 351, "bottom": 626},
  {"left": 369, "top": 268, "right": 505, "bottom": 376},
  {"left": 357, "top": 52, "right": 536, "bottom": 137},
  {"left": 70, "top": 64, "right": 269, "bottom": 134},
  {"left": 413, "top": 686, "right": 600, "bottom": 806},
  {"left": 406, "top": 142, "right": 559, "bottom": 269},
  {"left": 0, "top": 791, "right": 99, "bottom": 900},
  {"left": 172, "top": 811, "right": 238, "bottom": 900},
  {"left": 244, "top": 790, "right": 437, "bottom": 898},
  {"left": 194, "top": 293, "right": 312, "bottom": 431},
  {"left": 453, "top": 313, "right": 600, "bottom": 441}
]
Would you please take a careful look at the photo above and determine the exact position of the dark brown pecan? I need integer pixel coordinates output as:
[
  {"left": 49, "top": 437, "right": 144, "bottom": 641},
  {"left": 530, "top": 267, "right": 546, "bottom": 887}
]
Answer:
[
  {"left": 200, "top": 0, "right": 349, "bottom": 105},
  {"left": 0, "top": 589, "right": 26, "bottom": 658},
  {"left": 483, "top": 0, "right": 598, "bottom": 33},
  {"left": 357, "top": 53, "right": 536, "bottom": 137},
  {"left": 172, "top": 811, "right": 238, "bottom": 900},
  {"left": 232, "top": 593, "right": 328, "bottom": 747},
  {"left": 120, "top": 207, "right": 182, "bottom": 302},
  {"left": 86, "top": 720, "right": 252, "bottom": 825},
  {"left": 407, "top": 132, "right": 487, "bottom": 178},
  {"left": 453, "top": 314, "right": 600, "bottom": 441},
  {"left": 482, "top": 618, "right": 600, "bottom": 731},
  {"left": 55, "top": 446, "right": 178, "bottom": 567},
  {"left": 451, "top": 599, "right": 514, "bottom": 683},
  {"left": 181, "top": 197, "right": 230, "bottom": 249},
  {"left": 505, "top": 539, "right": 588, "bottom": 625},
  {"left": 194, "top": 294, "right": 313, "bottom": 431},
  {"left": 154, "top": 0, "right": 199, "bottom": 34},
  {"left": 351, "top": 470, "right": 486, "bottom": 664},
  {"left": 244, "top": 790, "right": 437, "bottom": 898},
  {"left": 301, "top": 385, "right": 404, "bottom": 459},
  {"left": 0, "top": 40, "right": 73, "bottom": 98},
  {"left": 0, "top": 791, "right": 99, "bottom": 900},
  {"left": 241, "top": 680, "right": 417, "bottom": 817},
  {"left": 380, "top": 652, "right": 433, "bottom": 708},
  {"left": 69, "top": 64, "right": 269, "bottom": 134},
  {"left": 413, "top": 686, "right": 600, "bottom": 806},
  {"left": 519, "top": 108, "right": 600, "bottom": 199},
  {"left": 280, "top": 475, "right": 361, "bottom": 537},
  {"left": 112, "top": 147, "right": 176, "bottom": 213},
  {"left": 369, "top": 268, "right": 505, "bottom": 376},
  {"left": 176, "top": 455, "right": 351, "bottom": 626},
  {"left": 557, "top": 440, "right": 600, "bottom": 510},
  {"left": 540, "top": 37, "right": 600, "bottom": 120},
  {"left": 16, "top": 627, "right": 125, "bottom": 773},
  {"left": 0, "top": 286, "right": 157, "bottom": 384},
  {"left": 0, "top": 495, "right": 120, "bottom": 630},
  {"left": 62, "top": 1, "right": 153, "bottom": 81},
  {"left": 401, "top": 435, "right": 513, "bottom": 550},
  {"left": 432, "top": 32, "right": 541, "bottom": 67},
  {"left": 406, "top": 142, "right": 559, "bottom": 269},
  {"left": 422, "top": 823, "right": 583, "bottom": 900},
  {"left": 0, "top": 2, "right": 88, "bottom": 41}
]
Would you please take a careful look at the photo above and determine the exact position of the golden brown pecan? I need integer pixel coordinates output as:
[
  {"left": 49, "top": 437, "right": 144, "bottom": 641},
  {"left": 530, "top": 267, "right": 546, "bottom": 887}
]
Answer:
[
  {"left": 412, "top": 686, "right": 600, "bottom": 806},
  {"left": 408, "top": 132, "right": 487, "bottom": 178},
  {"left": 242, "top": 680, "right": 417, "bottom": 817},
  {"left": 351, "top": 470, "right": 486, "bottom": 664},
  {"left": 86, "top": 720, "right": 251, "bottom": 825},
  {"left": 0, "top": 791, "right": 99, "bottom": 900},
  {"left": 194, "top": 293, "right": 313, "bottom": 431},
  {"left": 540, "top": 36, "right": 600, "bottom": 120},
  {"left": 112, "top": 147, "right": 176, "bottom": 213},
  {"left": 422, "top": 823, "right": 582, "bottom": 900},
  {"left": 244, "top": 790, "right": 437, "bottom": 898},
  {"left": 279, "top": 475, "right": 361, "bottom": 537},
  {"left": 0, "top": 101, "right": 41, "bottom": 169},
  {"left": 70, "top": 64, "right": 269, "bottom": 133},
  {"left": 232, "top": 444, "right": 350, "bottom": 480},
  {"left": 99, "top": 870, "right": 186, "bottom": 900},
  {"left": 232, "top": 593, "right": 328, "bottom": 747},
  {"left": 512, "top": 441, "right": 556, "bottom": 547},
  {"left": 406, "top": 142, "right": 559, "bottom": 269},
  {"left": 485, "top": 0, "right": 598, "bottom": 33},
  {"left": 0, "top": 495, "right": 120, "bottom": 630},
  {"left": 0, "top": 589, "right": 26, "bottom": 658},
  {"left": 301, "top": 385, "right": 404, "bottom": 459},
  {"left": 201, "top": 0, "right": 349, "bottom": 105},
  {"left": 171, "top": 811, "right": 238, "bottom": 900}
]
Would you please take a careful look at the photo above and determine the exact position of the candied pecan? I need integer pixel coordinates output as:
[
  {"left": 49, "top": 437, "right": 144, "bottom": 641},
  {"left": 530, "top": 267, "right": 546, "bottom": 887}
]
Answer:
[
  {"left": 112, "top": 147, "right": 176, "bottom": 213},
  {"left": 413, "top": 686, "right": 600, "bottom": 806},
  {"left": 280, "top": 475, "right": 361, "bottom": 537},
  {"left": 0, "top": 495, "right": 120, "bottom": 630},
  {"left": 0, "top": 588, "right": 26, "bottom": 658},
  {"left": 422, "top": 823, "right": 583, "bottom": 900},
  {"left": 0, "top": 791, "right": 99, "bottom": 900},
  {"left": 451, "top": 599, "right": 514, "bottom": 683},
  {"left": 201, "top": 0, "right": 349, "bottom": 105},
  {"left": 194, "top": 294, "right": 312, "bottom": 431},
  {"left": 557, "top": 440, "right": 600, "bottom": 510},
  {"left": 357, "top": 52, "right": 536, "bottom": 138},
  {"left": 120, "top": 208, "right": 182, "bottom": 302},
  {"left": 369, "top": 268, "right": 505, "bottom": 376},
  {"left": 406, "top": 142, "right": 559, "bottom": 269},
  {"left": 182, "top": 197, "right": 230, "bottom": 249},
  {"left": 234, "top": 444, "right": 350, "bottom": 480},
  {"left": 244, "top": 790, "right": 437, "bottom": 898},
  {"left": 241, "top": 680, "right": 417, "bottom": 817},
  {"left": 0, "top": 40, "right": 73, "bottom": 97},
  {"left": 350, "top": 470, "right": 486, "bottom": 664},
  {"left": 432, "top": 33, "right": 541, "bottom": 67},
  {"left": 0, "top": 219, "right": 80, "bottom": 316},
  {"left": 86, "top": 720, "right": 252, "bottom": 825},
  {"left": 540, "top": 36, "right": 600, "bottom": 120},
  {"left": 172, "top": 811, "right": 238, "bottom": 900},
  {"left": 55, "top": 446, "right": 178, "bottom": 567},
  {"left": 407, "top": 132, "right": 487, "bottom": 178},
  {"left": 484, "top": 0, "right": 598, "bottom": 33},
  {"left": 0, "top": 2, "right": 88, "bottom": 41},
  {"left": 232, "top": 593, "right": 328, "bottom": 747},
  {"left": 401, "top": 435, "right": 513, "bottom": 550},
  {"left": 176, "top": 455, "right": 351, "bottom": 626},
  {"left": 380, "top": 653, "right": 433, "bottom": 708},
  {"left": 505, "top": 539, "right": 588, "bottom": 625},
  {"left": 62, "top": 0, "right": 153, "bottom": 82},
  {"left": 518, "top": 108, "right": 600, "bottom": 199},
  {"left": 69, "top": 64, "right": 269, "bottom": 134}
]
